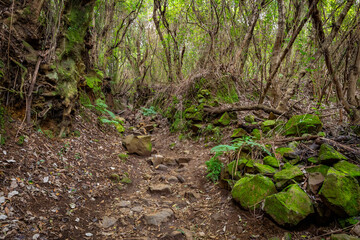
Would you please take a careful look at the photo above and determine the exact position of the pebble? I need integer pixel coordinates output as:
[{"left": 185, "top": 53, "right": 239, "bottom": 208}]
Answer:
[
  {"left": 131, "top": 206, "right": 143, "bottom": 213},
  {"left": 0, "top": 196, "right": 5, "bottom": 204},
  {"left": 176, "top": 175, "right": 185, "bottom": 183},
  {"left": 0, "top": 215, "right": 8, "bottom": 220},
  {"left": 8, "top": 191, "right": 19, "bottom": 198},
  {"left": 168, "top": 176, "right": 179, "bottom": 183},
  {"left": 144, "top": 209, "right": 173, "bottom": 226},
  {"left": 118, "top": 200, "right": 131, "bottom": 208},
  {"left": 32, "top": 234, "right": 40, "bottom": 240},
  {"left": 85, "top": 233, "right": 93, "bottom": 237},
  {"left": 100, "top": 216, "right": 118, "bottom": 228},
  {"left": 149, "top": 184, "right": 172, "bottom": 195},
  {"left": 155, "top": 164, "right": 168, "bottom": 171},
  {"left": 353, "top": 225, "right": 360, "bottom": 236}
]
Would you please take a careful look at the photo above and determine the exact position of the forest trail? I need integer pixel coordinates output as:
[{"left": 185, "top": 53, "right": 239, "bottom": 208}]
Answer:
[{"left": 1, "top": 110, "right": 337, "bottom": 240}]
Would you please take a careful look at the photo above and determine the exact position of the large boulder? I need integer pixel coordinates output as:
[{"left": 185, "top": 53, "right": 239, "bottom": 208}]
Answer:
[
  {"left": 254, "top": 163, "right": 276, "bottom": 175},
  {"left": 318, "top": 144, "right": 347, "bottom": 165},
  {"left": 333, "top": 160, "right": 360, "bottom": 178},
  {"left": 273, "top": 166, "right": 304, "bottom": 189},
  {"left": 319, "top": 168, "right": 360, "bottom": 217},
  {"left": 284, "top": 114, "right": 322, "bottom": 136},
  {"left": 263, "top": 156, "right": 280, "bottom": 168},
  {"left": 231, "top": 175, "right": 277, "bottom": 210},
  {"left": 123, "top": 135, "right": 152, "bottom": 156},
  {"left": 264, "top": 184, "right": 314, "bottom": 227}
]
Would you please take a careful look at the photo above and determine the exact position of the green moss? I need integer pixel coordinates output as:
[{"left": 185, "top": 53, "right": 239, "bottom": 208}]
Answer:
[
  {"left": 254, "top": 163, "right": 276, "bottom": 174},
  {"left": 274, "top": 166, "right": 304, "bottom": 182},
  {"left": 16, "top": 135, "right": 25, "bottom": 146},
  {"left": 231, "top": 128, "right": 247, "bottom": 138},
  {"left": 217, "top": 112, "right": 231, "bottom": 126},
  {"left": 216, "top": 82, "right": 239, "bottom": 103},
  {"left": 185, "top": 105, "right": 203, "bottom": 122},
  {"left": 319, "top": 144, "right": 347, "bottom": 165},
  {"left": 231, "top": 175, "right": 277, "bottom": 210},
  {"left": 307, "top": 157, "right": 319, "bottom": 164},
  {"left": 264, "top": 184, "right": 314, "bottom": 226},
  {"left": 244, "top": 115, "right": 255, "bottom": 123},
  {"left": 306, "top": 165, "right": 329, "bottom": 177},
  {"left": 333, "top": 161, "right": 360, "bottom": 178},
  {"left": 251, "top": 128, "right": 261, "bottom": 140},
  {"left": 319, "top": 168, "right": 360, "bottom": 217},
  {"left": 263, "top": 156, "right": 280, "bottom": 168},
  {"left": 275, "top": 147, "right": 294, "bottom": 157},
  {"left": 284, "top": 114, "right": 322, "bottom": 136}
]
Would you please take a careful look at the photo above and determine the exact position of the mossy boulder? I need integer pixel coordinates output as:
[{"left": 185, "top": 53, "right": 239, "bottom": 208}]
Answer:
[
  {"left": 275, "top": 147, "right": 297, "bottom": 159},
  {"left": 185, "top": 105, "right": 203, "bottom": 122},
  {"left": 264, "top": 184, "right": 314, "bottom": 227},
  {"left": 307, "top": 157, "right": 319, "bottom": 164},
  {"left": 273, "top": 166, "right": 304, "bottom": 189},
  {"left": 263, "top": 156, "right": 280, "bottom": 168},
  {"left": 231, "top": 128, "right": 247, "bottom": 138},
  {"left": 319, "top": 168, "right": 360, "bottom": 217},
  {"left": 231, "top": 175, "right": 277, "bottom": 210},
  {"left": 306, "top": 165, "right": 330, "bottom": 177},
  {"left": 254, "top": 163, "right": 276, "bottom": 175},
  {"left": 334, "top": 161, "right": 360, "bottom": 178},
  {"left": 318, "top": 144, "right": 347, "bottom": 165},
  {"left": 123, "top": 135, "right": 152, "bottom": 156},
  {"left": 251, "top": 128, "right": 261, "bottom": 140},
  {"left": 244, "top": 115, "right": 255, "bottom": 123},
  {"left": 261, "top": 120, "right": 277, "bottom": 133},
  {"left": 284, "top": 114, "right": 322, "bottom": 136},
  {"left": 217, "top": 112, "right": 231, "bottom": 126}
]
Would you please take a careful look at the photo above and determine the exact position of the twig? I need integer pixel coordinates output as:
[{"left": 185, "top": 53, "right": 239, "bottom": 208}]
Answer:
[{"left": 25, "top": 57, "right": 41, "bottom": 125}]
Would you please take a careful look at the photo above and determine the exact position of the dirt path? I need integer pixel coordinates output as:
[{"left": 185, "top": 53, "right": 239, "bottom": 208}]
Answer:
[{"left": 0, "top": 112, "right": 333, "bottom": 240}]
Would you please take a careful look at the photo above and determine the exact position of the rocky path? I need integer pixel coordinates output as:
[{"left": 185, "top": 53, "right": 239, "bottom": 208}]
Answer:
[{"left": 0, "top": 112, "right": 343, "bottom": 240}]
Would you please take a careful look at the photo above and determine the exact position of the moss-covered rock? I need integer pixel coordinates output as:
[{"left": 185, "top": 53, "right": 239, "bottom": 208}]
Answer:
[
  {"left": 319, "top": 168, "right": 360, "bottom": 217},
  {"left": 227, "top": 161, "right": 242, "bottom": 179},
  {"left": 185, "top": 105, "right": 203, "bottom": 122},
  {"left": 273, "top": 166, "right": 304, "bottom": 183},
  {"left": 231, "top": 175, "right": 277, "bottom": 210},
  {"left": 284, "top": 114, "right": 322, "bottom": 136},
  {"left": 307, "top": 157, "right": 319, "bottom": 164},
  {"left": 263, "top": 156, "right": 280, "bottom": 168},
  {"left": 261, "top": 120, "right": 277, "bottom": 133},
  {"left": 217, "top": 112, "right": 231, "bottom": 126},
  {"left": 275, "top": 147, "right": 297, "bottom": 159},
  {"left": 251, "top": 128, "right": 261, "bottom": 140},
  {"left": 264, "top": 184, "right": 314, "bottom": 227},
  {"left": 231, "top": 128, "right": 247, "bottom": 138},
  {"left": 333, "top": 161, "right": 360, "bottom": 178},
  {"left": 123, "top": 135, "right": 152, "bottom": 156},
  {"left": 306, "top": 165, "right": 330, "bottom": 177},
  {"left": 254, "top": 163, "right": 276, "bottom": 175},
  {"left": 244, "top": 115, "right": 255, "bottom": 123},
  {"left": 318, "top": 144, "right": 347, "bottom": 165}
]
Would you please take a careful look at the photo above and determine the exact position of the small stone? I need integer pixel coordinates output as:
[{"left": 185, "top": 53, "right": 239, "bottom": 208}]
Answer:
[
  {"left": 330, "top": 234, "right": 359, "bottom": 240},
  {"left": 144, "top": 209, "right": 173, "bottom": 226},
  {"left": 10, "top": 179, "right": 18, "bottom": 189},
  {"left": 131, "top": 206, "right": 143, "bottom": 213},
  {"left": 179, "top": 163, "right": 188, "bottom": 169},
  {"left": 43, "top": 176, "right": 49, "bottom": 183},
  {"left": 168, "top": 176, "right": 179, "bottom": 183},
  {"left": 32, "top": 234, "right": 40, "bottom": 240},
  {"left": 184, "top": 191, "right": 200, "bottom": 202},
  {"left": 353, "top": 225, "right": 360, "bottom": 236},
  {"left": 150, "top": 155, "right": 164, "bottom": 166},
  {"left": 177, "top": 157, "right": 192, "bottom": 164},
  {"left": 100, "top": 216, "right": 118, "bottom": 228},
  {"left": 176, "top": 175, "right": 185, "bottom": 183},
  {"left": 8, "top": 191, "right": 19, "bottom": 198},
  {"left": 0, "top": 196, "right": 5, "bottom": 204},
  {"left": 163, "top": 157, "right": 178, "bottom": 166},
  {"left": 149, "top": 184, "right": 172, "bottom": 195},
  {"left": 118, "top": 200, "right": 131, "bottom": 208},
  {"left": 0, "top": 215, "right": 7, "bottom": 220},
  {"left": 85, "top": 233, "right": 93, "bottom": 237},
  {"left": 308, "top": 172, "right": 325, "bottom": 194},
  {"left": 155, "top": 164, "right": 168, "bottom": 171}
]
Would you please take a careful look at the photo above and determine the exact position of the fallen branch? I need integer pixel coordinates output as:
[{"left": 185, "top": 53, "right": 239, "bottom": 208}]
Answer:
[
  {"left": 318, "top": 137, "right": 360, "bottom": 156},
  {"left": 204, "top": 104, "right": 289, "bottom": 118}
]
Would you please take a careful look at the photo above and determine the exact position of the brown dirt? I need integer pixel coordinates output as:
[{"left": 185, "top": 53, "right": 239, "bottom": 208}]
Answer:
[{"left": 0, "top": 108, "right": 346, "bottom": 240}]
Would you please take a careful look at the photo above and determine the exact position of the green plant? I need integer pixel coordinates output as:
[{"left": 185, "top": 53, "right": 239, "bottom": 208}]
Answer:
[
  {"left": 17, "top": 136, "right": 25, "bottom": 146},
  {"left": 118, "top": 153, "right": 128, "bottom": 162},
  {"left": 141, "top": 106, "right": 157, "bottom": 116},
  {"left": 205, "top": 154, "right": 224, "bottom": 182}
]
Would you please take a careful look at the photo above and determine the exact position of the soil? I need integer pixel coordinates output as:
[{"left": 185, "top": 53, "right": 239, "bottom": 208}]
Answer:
[{"left": 0, "top": 108, "right": 354, "bottom": 240}]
